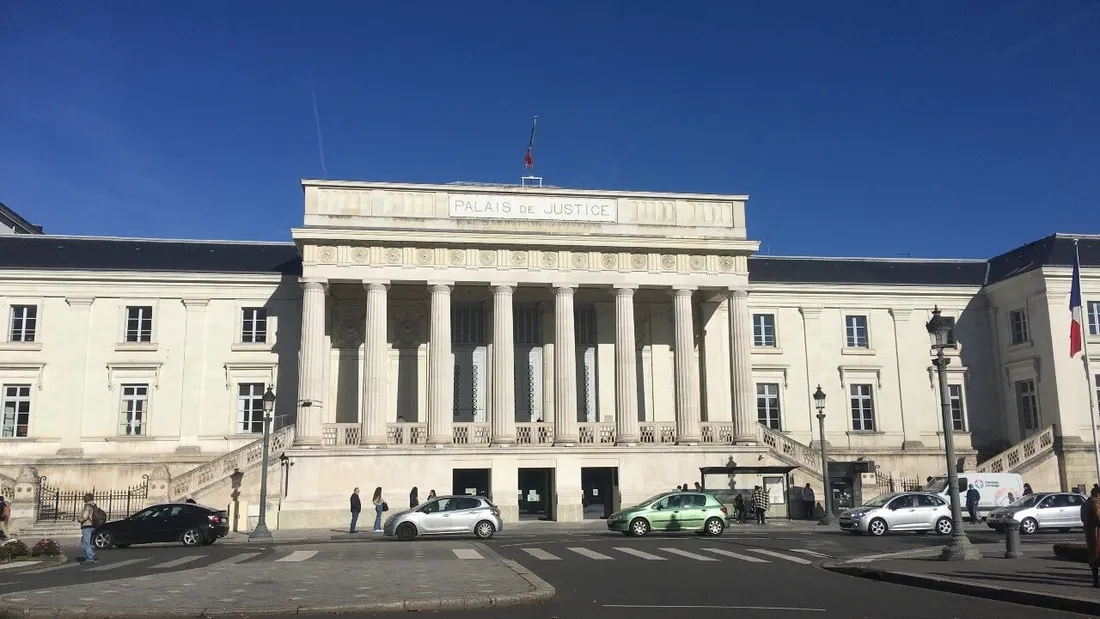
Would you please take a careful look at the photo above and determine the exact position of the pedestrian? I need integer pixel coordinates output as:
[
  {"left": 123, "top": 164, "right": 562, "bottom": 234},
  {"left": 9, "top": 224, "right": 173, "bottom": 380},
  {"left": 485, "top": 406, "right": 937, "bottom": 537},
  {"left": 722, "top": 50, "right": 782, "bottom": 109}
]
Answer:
[
  {"left": 693, "top": 482, "right": 702, "bottom": 491},
  {"left": 732, "top": 494, "right": 746, "bottom": 524},
  {"left": 1022, "top": 483, "right": 1033, "bottom": 496},
  {"left": 427, "top": 489, "right": 437, "bottom": 501},
  {"left": 801, "top": 484, "right": 815, "bottom": 520},
  {"left": 0, "top": 495, "right": 10, "bottom": 540},
  {"left": 78, "top": 493, "right": 103, "bottom": 565},
  {"left": 966, "top": 484, "right": 981, "bottom": 523},
  {"left": 371, "top": 487, "right": 387, "bottom": 533},
  {"left": 1083, "top": 486, "right": 1100, "bottom": 588},
  {"left": 409, "top": 486, "right": 419, "bottom": 509},
  {"left": 349, "top": 487, "right": 362, "bottom": 533},
  {"left": 751, "top": 485, "right": 768, "bottom": 525}
]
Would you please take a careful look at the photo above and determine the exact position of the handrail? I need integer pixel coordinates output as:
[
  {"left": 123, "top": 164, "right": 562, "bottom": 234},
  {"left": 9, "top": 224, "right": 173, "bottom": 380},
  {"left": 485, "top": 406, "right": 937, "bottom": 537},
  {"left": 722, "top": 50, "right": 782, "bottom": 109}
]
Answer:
[
  {"left": 0, "top": 471, "right": 15, "bottom": 497},
  {"left": 975, "top": 425, "right": 1055, "bottom": 474},
  {"left": 756, "top": 424, "right": 834, "bottom": 478},
  {"left": 170, "top": 424, "right": 296, "bottom": 500}
]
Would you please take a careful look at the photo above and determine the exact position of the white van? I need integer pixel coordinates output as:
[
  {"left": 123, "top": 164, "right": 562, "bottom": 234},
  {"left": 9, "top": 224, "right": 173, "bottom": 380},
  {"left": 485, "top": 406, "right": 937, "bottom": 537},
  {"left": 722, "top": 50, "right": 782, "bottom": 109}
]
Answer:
[{"left": 921, "top": 473, "right": 1024, "bottom": 519}]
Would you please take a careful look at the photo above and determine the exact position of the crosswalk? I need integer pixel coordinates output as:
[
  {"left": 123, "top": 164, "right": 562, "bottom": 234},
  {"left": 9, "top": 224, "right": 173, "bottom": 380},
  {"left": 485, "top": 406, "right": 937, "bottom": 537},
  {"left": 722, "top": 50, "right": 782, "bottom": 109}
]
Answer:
[{"left": 512, "top": 545, "right": 831, "bottom": 565}]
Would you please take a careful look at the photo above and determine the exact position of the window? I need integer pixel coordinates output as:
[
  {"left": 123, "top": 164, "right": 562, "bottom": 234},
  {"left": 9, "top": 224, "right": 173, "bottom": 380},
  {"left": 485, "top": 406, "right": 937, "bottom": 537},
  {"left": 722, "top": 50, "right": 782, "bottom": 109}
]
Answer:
[
  {"left": 948, "top": 384, "right": 965, "bottom": 431},
  {"left": 241, "top": 308, "right": 267, "bottom": 344},
  {"left": 916, "top": 494, "right": 943, "bottom": 508},
  {"left": 944, "top": 316, "right": 957, "bottom": 348},
  {"left": 1015, "top": 379, "right": 1039, "bottom": 430},
  {"left": 237, "top": 383, "right": 266, "bottom": 433},
  {"left": 125, "top": 306, "right": 153, "bottom": 342},
  {"left": 1, "top": 385, "right": 31, "bottom": 437},
  {"left": 845, "top": 315, "right": 869, "bottom": 348},
  {"left": 9, "top": 305, "right": 37, "bottom": 342},
  {"left": 1089, "top": 301, "right": 1100, "bottom": 336},
  {"left": 120, "top": 384, "right": 148, "bottom": 436},
  {"left": 756, "top": 383, "right": 781, "bottom": 430},
  {"left": 849, "top": 383, "right": 875, "bottom": 431},
  {"left": 1009, "top": 309, "right": 1029, "bottom": 345},
  {"left": 752, "top": 314, "right": 776, "bottom": 347}
]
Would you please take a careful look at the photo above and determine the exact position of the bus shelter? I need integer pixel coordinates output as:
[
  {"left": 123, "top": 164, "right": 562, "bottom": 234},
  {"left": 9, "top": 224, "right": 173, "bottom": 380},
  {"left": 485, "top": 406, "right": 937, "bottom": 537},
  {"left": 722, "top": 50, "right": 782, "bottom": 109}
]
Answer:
[{"left": 699, "top": 465, "right": 796, "bottom": 521}]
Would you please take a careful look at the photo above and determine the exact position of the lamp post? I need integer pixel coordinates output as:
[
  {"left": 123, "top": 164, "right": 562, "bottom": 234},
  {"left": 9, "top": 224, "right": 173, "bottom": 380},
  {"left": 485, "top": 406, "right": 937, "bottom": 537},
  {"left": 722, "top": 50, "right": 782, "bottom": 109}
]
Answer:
[
  {"left": 814, "top": 386, "right": 836, "bottom": 525},
  {"left": 248, "top": 386, "right": 277, "bottom": 541},
  {"left": 927, "top": 307, "right": 981, "bottom": 561}
]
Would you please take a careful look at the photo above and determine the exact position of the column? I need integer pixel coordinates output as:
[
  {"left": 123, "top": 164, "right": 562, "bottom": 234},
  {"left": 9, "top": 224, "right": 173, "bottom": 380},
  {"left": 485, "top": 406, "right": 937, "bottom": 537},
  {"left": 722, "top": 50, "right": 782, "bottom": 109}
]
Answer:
[
  {"left": 296, "top": 279, "right": 327, "bottom": 445},
  {"left": 361, "top": 281, "right": 389, "bottom": 446},
  {"left": 672, "top": 288, "right": 701, "bottom": 444},
  {"left": 554, "top": 285, "right": 579, "bottom": 443},
  {"left": 491, "top": 284, "right": 516, "bottom": 444},
  {"left": 614, "top": 286, "right": 641, "bottom": 444},
  {"left": 428, "top": 283, "right": 454, "bottom": 445},
  {"left": 729, "top": 289, "right": 756, "bottom": 444}
]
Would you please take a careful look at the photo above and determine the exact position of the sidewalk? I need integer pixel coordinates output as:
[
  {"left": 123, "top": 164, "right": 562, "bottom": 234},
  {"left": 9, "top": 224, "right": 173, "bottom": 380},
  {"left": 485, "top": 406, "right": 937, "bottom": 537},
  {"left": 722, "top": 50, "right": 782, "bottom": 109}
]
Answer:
[
  {"left": 823, "top": 542, "right": 1100, "bottom": 616},
  {"left": 0, "top": 543, "right": 554, "bottom": 618}
]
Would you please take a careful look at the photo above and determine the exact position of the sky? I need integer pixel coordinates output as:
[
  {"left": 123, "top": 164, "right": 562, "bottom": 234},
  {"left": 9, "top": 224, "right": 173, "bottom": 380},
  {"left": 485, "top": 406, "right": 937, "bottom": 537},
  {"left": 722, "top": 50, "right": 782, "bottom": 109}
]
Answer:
[{"left": 1, "top": 1, "right": 1098, "bottom": 259}]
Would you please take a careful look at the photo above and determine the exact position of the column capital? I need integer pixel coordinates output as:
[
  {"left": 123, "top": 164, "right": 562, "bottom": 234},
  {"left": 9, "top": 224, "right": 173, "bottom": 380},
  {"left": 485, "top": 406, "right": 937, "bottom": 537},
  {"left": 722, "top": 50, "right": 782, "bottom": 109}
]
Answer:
[
  {"left": 889, "top": 308, "right": 913, "bottom": 321},
  {"left": 300, "top": 278, "right": 328, "bottom": 292},
  {"left": 181, "top": 298, "right": 210, "bottom": 309},
  {"left": 799, "top": 306, "right": 824, "bottom": 320},
  {"left": 363, "top": 280, "right": 389, "bottom": 293},
  {"left": 552, "top": 283, "right": 576, "bottom": 294},
  {"left": 428, "top": 281, "right": 454, "bottom": 294},
  {"left": 66, "top": 297, "right": 96, "bottom": 308},
  {"left": 671, "top": 287, "right": 696, "bottom": 297},
  {"left": 730, "top": 288, "right": 748, "bottom": 299},
  {"left": 491, "top": 283, "right": 516, "bottom": 294},
  {"left": 613, "top": 285, "right": 637, "bottom": 297}
]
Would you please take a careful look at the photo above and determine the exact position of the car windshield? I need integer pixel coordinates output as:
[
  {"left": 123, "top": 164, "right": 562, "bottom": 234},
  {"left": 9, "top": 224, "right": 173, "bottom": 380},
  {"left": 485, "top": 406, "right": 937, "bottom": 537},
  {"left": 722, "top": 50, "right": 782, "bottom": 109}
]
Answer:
[
  {"left": 922, "top": 477, "right": 948, "bottom": 493},
  {"left": 1007, "top": 494, "right": 1042, "bottom": 508},
  {"left": 634, "top": 493, "right": 669, "bottom": 508},
  {"left": 862, "top": 494, "right": 895, "bottom": 508}
]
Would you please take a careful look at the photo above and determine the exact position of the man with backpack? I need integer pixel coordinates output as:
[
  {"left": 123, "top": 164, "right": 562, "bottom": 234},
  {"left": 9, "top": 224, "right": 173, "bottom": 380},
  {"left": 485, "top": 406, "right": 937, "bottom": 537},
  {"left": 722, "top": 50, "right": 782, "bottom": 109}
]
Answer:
[
  {"left": 78, "top": 493, "right": 106, "bottom": 564},
  {"left": 0, "top": 495, "right": 10, "bottom": 540}
]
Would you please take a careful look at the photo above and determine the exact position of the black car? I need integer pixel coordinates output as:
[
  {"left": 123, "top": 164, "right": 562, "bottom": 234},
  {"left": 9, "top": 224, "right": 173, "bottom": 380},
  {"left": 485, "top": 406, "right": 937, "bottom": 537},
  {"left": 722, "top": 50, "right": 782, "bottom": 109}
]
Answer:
[{"left": 93, "top": 502, "right": 230, "bottom": 549}]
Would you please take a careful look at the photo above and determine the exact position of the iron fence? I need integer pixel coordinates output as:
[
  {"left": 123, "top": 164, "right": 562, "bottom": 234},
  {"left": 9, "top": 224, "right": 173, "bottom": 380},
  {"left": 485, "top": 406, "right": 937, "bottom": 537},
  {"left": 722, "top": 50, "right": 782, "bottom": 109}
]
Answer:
[{"left": 36, "top": 475, "right": 149, "bottom": 522}]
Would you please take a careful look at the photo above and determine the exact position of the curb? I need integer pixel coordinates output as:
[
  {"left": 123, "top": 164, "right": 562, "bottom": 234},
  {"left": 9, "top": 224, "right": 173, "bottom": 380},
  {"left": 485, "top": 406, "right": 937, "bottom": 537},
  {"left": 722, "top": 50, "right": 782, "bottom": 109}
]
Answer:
[{"left": 821, "top": 559, "right": 1100, "bottom": 616}]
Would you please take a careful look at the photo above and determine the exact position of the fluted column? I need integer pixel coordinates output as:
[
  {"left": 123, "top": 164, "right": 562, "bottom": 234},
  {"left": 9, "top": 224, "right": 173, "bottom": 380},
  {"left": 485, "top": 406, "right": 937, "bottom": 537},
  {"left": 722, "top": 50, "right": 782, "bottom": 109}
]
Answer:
[
  {"left": 427, "top": 283, "right": 454, "bottom": 445},
  {"left": 361, "top": 281, "right": 389, "bottom": 446},
  {"left": 554, "top": 285, "right": 579, "bottom": 444},
  {"left": 729, "top": 289, "right": 756, "bottom": 443},
  {"left": 491, "top": 284, "right": 516, "bottom": 444},
  {"left": 296, "top": 279, "right": 327, "bottom": 445},
  {"left": 672, "top": 288, "right": 701, "bottom": 444},
  {"left": 614, "top": 286, "right": 640, "bottom": 444}
]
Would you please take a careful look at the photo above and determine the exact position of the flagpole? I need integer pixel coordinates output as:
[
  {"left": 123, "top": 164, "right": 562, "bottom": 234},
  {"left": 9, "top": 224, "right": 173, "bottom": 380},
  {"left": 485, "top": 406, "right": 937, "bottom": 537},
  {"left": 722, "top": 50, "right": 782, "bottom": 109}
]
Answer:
[{"left": 1076, "top": 239, "right": 1100, "bottom": 485}]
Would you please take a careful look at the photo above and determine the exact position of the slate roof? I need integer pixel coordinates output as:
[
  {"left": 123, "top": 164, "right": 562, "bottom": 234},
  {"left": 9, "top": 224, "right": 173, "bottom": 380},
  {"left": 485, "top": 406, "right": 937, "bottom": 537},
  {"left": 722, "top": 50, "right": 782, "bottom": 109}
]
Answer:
[
  {"left": 0, "top": 235, "right": 302, "bottom": 275},
  {"left": 0, "top": 201, "right": 43, "bottom": 234},
  {"left": 748, "top": 256, "right": 988, "bottom": 286},
  {"left": 985, "top": 234, "right": 1100, "bottom": 284}
]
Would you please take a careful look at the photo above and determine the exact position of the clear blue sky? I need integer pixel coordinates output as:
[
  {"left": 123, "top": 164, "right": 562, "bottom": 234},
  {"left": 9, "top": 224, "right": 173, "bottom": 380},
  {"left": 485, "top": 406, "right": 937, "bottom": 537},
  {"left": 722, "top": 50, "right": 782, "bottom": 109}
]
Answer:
[{"left": 2, "top": 1, "right": 1098, "bottom": 259}]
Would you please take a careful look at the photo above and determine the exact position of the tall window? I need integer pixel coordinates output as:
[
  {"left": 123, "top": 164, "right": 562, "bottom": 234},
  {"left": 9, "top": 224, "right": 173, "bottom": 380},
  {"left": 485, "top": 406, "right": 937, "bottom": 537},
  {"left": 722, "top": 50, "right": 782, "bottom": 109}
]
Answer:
[
  {"left": 1, "top": 385, "right": 31, "bottom": 437},
  {"left": 1089, "top": 301, "right": 1100, "bottom": 336},
  {"left": 849, "top": 383, "right": 876, "bottom": 431},
  {"left": 238, "top": 383, "right": 266, "bottom": 433},
  {"left": 944, "top": 316, "right": 957, "bottom": 348},
  {"left": 756, "top": 383, "right": 781, "bottom": 429},
  {"left": 1015, "top": 379, "right": 1039, "bottom": 430},
  {"left": 845, "top": 315, "right": 869, "bottom": 348},
  {"left": 125, "top": 306, "right": 153, "bottom": 342},
  {"left": 9, "top": 305, "right": 37, "bottom": 342},
  {"left": 1009, "top": 309, "right": 1029, "bottom": 345},
  {"left": 120, "top": 384, "right": 148, "bottom": 436},
  {"left": 241, "top": 308, "right": 267, "bottom": 344},
  {"left": 948, "top": 384, "right": 965, "bottom": 431},
  {"left": 752, "top": 314, "right": 776, "bottom": 347}
]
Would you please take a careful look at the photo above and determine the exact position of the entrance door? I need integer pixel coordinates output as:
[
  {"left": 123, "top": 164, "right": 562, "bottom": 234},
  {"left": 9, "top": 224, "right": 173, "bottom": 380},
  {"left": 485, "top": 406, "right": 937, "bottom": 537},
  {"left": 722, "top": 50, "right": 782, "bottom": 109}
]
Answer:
[
  {"left": 518, "top": 468, "right": 554, "bottom": 520},
  {"left": 452, "top": 468, "right": 491, "bottom": 499},
  {"left": 581, "top": 467, "right": 618, "bottom": 519}
]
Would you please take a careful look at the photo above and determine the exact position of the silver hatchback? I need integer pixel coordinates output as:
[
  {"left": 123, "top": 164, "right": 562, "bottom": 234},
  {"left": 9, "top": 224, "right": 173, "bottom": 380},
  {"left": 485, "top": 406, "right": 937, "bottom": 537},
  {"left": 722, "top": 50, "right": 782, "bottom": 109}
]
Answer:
[
  {"left": 383, "top": 495, "right": 504, "bottom": 541},
  {"left": 838, "top": 492, "right": 953, "bottom": 537},
  {"left": 986, "top": 492, "right": 1087, "bottom": 534}
]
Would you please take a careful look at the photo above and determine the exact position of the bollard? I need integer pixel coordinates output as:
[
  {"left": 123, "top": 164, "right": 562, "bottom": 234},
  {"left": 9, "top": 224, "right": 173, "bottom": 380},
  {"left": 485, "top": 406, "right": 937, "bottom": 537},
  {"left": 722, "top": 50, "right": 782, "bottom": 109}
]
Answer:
[{"left": 1004, "top": 520, "right": 1022, "bottom": 559}]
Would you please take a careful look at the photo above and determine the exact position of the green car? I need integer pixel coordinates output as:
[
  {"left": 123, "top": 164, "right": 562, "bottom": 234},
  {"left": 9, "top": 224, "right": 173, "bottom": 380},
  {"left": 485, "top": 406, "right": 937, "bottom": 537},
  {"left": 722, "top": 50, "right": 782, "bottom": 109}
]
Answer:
[{"left": 606, "top": 491, "right": 729, "bottom": 537}]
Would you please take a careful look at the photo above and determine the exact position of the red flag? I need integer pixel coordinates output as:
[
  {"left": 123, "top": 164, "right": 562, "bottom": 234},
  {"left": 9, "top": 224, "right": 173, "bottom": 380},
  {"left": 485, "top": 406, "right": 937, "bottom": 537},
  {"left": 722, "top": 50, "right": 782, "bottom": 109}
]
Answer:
[
  {"left": 1070, "top": 240, "right": 1084, "bottom": 357},
  {"left": 524, "top": 116, "right": 537, "bottom": 169}
]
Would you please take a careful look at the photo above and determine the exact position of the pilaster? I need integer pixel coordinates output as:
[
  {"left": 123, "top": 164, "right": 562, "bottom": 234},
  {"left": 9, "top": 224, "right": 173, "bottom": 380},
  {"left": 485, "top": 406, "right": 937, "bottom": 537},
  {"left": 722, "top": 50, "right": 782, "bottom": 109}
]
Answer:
[
  {"left": 176, "top": 298, "right": 210, "bottom": 453},
  {"left": 58, "top": 297, "right": 95, "bottom": 456}
]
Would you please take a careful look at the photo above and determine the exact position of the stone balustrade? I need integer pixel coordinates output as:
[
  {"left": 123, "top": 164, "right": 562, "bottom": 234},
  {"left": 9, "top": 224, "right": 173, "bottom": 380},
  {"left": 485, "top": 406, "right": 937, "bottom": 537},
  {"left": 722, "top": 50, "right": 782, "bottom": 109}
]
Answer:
[
  {"left": 639, "top": 422, "right": 676, "bottom": 444},
  {"left": 578, "top": 422, "right": 616, "bottom": 445},
  {"left": 387, "top": 422, "right": 427, "bottom": 445},
  {"left": 453, "top": 422, "right": 492, "bottom": 445},
  {"left": 700, "top": 422, "right": 736, "bottom": 444},
  {"left": 976, "top": 425, "right": 1055, "bottom": 473},
  {"left": 516, "top": 422, "right": 554, "bottom": 445},
  {"left": 322, "top": 423, "right": 362, "bottom": 447}
]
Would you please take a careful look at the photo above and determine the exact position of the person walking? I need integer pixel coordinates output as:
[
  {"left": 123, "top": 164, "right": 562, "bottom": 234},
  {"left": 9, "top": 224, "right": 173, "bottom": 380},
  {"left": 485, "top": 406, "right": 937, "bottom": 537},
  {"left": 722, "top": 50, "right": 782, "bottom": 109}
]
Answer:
[
  {"left": 409, "top": 487, "right": 419, "bottom": 509},
  {"left": 751, "top": 485, "right": 768, "bottom": 525},
  {"left": 801, "top": 484, "right": 816, "bottom": 520},
  {"left": 349, "top": 487, "right": 362, "bottom": 533},
  {"left": 965, "top": 484, "right": 981, "bottom": 524},
  {"left": 78, "top": 493, "right": 100, "bottom": 565},
  {"left": 371, "top": 487, "right": 387, "bottom": 533},
  {"left": 0, "top": 495, "right": 10, "bottom": 540},
  {"left": 1083, "top": 486, "right": 1100, "bottom": 588}
]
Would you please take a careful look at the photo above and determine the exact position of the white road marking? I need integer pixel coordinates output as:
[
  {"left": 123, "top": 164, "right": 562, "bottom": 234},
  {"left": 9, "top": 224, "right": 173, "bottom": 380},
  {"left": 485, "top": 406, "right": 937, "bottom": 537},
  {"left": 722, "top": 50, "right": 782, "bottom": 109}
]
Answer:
[
  {"left": 86, "top": 559, "right": 148, "bottom": 572},
  {"left": 276, "top": 550, "right": 318, "bottom": 562},
  {"left": 614, "top": 547, "right": 667, "bottom": 560},
  {"left": 208, "top": 552, "right": 260, "bottom": 567},
  {"left": 604, "top": 605, "right": 824, "bottom": 612},
  {"left": 700, "top": 547, "right": 768, "bottom": 562},
  {"left": 452, "top": 548, "right": 484, "bottom": 560},
  {"left": 152, "top": 555, "right": 206, "bottom": 569},
  {"left": 0, "top": 562, "right": 40, "bottom": 570},
  {"left": 791, "top": 549, "right": 830, "bottom": 558},
  {"left": 846, "top": 547, "right": 939, "bottom": 563},
  {"left": 743, "top": 548, "right": 813, "bottom": 564},
  {"left": 568, "top": 547, "right": 614, "bottom": 560},
  {"left": 521, "top": 548, "right": 561, "bottom": 560},
  {"left": 658, "top": 548, "right": 718, "bottom": 561}
]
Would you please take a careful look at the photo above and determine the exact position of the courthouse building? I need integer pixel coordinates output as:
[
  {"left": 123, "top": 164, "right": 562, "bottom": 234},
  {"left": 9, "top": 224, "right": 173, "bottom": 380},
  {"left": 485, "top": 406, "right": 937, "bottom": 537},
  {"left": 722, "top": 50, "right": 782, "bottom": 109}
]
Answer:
[{"left": 0, "top": 179, "right": 1098, "bottom": 529}]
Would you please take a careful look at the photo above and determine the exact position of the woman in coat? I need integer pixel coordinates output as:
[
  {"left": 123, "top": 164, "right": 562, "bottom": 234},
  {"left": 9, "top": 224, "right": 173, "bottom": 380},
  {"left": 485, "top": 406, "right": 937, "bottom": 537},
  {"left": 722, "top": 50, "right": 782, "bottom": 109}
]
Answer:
[
  {"left": 1083, "top": 486, "right": 1100, "bottom": 587},
  {"left": 371, "top": 487, "right": 386, "bottom": 533}
]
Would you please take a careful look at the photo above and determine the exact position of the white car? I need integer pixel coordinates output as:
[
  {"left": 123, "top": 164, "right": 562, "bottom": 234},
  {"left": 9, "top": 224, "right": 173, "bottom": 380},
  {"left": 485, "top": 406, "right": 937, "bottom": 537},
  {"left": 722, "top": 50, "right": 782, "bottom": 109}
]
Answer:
[
  {"left": 838, "top": 492, "right": 953, "bottom": 537},
  {"left": 986, "top": 492, "right": 1086, "bottom": 535},
  {"left": 382, "top": 494, "right": 504, "bottom": 541}
]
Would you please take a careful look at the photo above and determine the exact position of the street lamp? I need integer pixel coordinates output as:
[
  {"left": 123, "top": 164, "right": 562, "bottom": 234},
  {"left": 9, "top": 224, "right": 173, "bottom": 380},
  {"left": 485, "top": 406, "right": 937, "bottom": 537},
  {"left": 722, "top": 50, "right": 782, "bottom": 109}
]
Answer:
[
  {"left": 814, "top": 386, "right": 836, "bottom": 526},
  {"left": 927, "top": 307, "right": 981, "bottom": 561},
  {"left": 249, "top": 386, "right": 277, "bottom": 541}
]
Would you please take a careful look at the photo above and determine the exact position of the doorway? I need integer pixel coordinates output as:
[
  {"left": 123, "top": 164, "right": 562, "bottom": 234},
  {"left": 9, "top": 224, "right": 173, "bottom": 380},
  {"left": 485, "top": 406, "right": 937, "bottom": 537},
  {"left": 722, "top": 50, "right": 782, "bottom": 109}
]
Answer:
[
  {"left": 518, "top": 468, "right": 555, "bottom": 521},
  {"left": 452, "top": 468, "right": 491, "bottom": 500},
  {"left": 581, "top": 467, "right": 619, "bottom": 519}
]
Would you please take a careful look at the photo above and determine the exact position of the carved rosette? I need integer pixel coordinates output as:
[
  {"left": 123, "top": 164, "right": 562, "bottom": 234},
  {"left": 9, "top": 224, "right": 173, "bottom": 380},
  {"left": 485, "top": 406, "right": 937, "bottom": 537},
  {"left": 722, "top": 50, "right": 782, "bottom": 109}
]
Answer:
[
  {"left": 317, "top": 246, "right": 337, "bottom": 263},
  {"left": 391, "top": 309, "right": 423, "bottom": 349},
  {"left": 719, "top": 256, "right": 735, "bottom": 272},
  {"left": 600, "top": 253, "right": 618, "bottom": 269},
  {"left": 630, "top": 254, "right": 647, "bottom": 269},
  {"left": 479, "top": 250, "right": 497, "bottom": 266},
  {"left": 332, "top": 307, "right": 366, "bottom": 348},
  {"left": 541, "top": 252, "right": 558, "bottom": 267},
  {"left": 689, "top": 255, "right": 705, "bottom": 271},
  {"left": 571, "top": 253, "right": 588, "bottom": 268},
  {"left": 448, "top": 249, "right": 465, "bottom": 266},
  {"left": 351, "top": 247, "right": 369, "bottom": 264},
  {"left": 510, "top": 251, "right": 528, "bottom": 266},
  {"left": 416, "top": 249, "right": 434, "bottom": 265},
  {"left": 384, "top": 248, "right": 402, "bottom": 264},
  {"left": 661, "top": 254, "right": 676, "bottom": 270}
]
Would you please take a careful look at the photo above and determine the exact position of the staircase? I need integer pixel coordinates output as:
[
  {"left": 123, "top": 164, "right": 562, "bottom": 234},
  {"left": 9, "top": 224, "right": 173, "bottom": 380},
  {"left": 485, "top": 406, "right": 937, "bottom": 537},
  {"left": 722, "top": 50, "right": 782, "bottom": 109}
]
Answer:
[
  {"left": 975, "top": 425, "right": 1055, "bottom": 474},
  {"left": 756, "top": 424, "right": 833, "bottom": 483},
  {"left": 170, "top": 423, "right": 296, "bottom": 503}
]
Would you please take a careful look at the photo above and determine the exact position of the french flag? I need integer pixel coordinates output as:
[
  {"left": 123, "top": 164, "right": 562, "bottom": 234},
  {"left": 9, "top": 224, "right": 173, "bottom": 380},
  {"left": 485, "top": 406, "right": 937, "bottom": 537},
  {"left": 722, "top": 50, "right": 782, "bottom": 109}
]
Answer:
[
  {"left": 1070, "top": 244, "right": 1084, "bottom": 358},
  {"left": 524, "top": 116, "right": 537, "bottom": 169}
]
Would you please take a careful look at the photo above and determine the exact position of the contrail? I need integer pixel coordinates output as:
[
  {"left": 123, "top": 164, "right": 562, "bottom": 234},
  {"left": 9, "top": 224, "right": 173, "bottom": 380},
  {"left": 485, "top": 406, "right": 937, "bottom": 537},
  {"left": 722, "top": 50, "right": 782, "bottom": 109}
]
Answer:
[{"left": 310, "top": 82, "right": 329, "bottom": 179}]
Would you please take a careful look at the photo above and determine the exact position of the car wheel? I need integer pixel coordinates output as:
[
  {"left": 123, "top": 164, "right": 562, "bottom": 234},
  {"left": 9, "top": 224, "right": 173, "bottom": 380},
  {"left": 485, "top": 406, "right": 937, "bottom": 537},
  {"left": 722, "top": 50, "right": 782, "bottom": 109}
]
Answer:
[
  {"left": 181, "top": 527, "right": 204, "bottom": 547},
  {"left": 935, "top": 517, "right": 953, "bottom": 536},
  {"left": 868, "top": 518, "right": 888, "bottom": 537},
  {"left": 474, "top": 520, "right": 495, "bottom": 540},
  {"left": 704, "top": 517, "right": 725, "bottom": 537},
  {"left": 92, "top": 530, "right": 115, "bottom": 550},
  {"left": 1020, "top": 517, "right": 1038, "bottom": 535},
  {"left": 396, "top": 523, "right": 417, "bottom": 541},
  {"left": 629, "top": 518, "right": 650, "bottom": 537}
]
